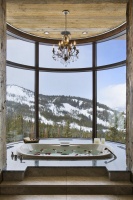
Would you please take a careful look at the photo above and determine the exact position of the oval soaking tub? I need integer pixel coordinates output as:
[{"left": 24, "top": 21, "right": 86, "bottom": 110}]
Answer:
[{"left": 17, "top": 143, "right": 114, "bottom": 159}]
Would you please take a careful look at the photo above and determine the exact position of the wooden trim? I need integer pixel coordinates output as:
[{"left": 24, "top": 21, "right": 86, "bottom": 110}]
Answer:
[
  {"left": 6, "top": 0, "right": 128, "bottom": 3},
  {"left": 7, "top": 23, "right": 126, "bottom": 44}
]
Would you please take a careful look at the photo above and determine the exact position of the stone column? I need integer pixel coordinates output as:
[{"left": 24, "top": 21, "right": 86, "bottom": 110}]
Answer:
[
  {"left": 126, "top": 0, "right": 133, "bottom": 179},
  {"left": 0, "top": 0, "right": 6, "bottom": 173}
]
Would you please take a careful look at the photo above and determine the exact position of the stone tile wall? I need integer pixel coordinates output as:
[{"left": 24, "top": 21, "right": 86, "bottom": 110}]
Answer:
[
  {"left": 0, "top": 0, "right": 6, "bottom": 171},
  {"left": 126, "top": 0, "right": 133, "bottom": 178}
]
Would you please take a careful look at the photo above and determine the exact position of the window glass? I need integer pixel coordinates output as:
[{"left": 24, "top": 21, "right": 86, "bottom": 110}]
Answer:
[
  {"left": 97, "top": 67, "right": 126, "bottom": 143},
  {"left": 6, "top": 67, "right": 35, "bottom": 143},
  {"left": 7, "top": 35, "right": 35, "bottom": 66},
  {"left": 97, "top": 34, "right": 126, "bottom": 66},
  {"left": 39, "top": 72, "right": 92, "bottom": 138},
  {"left": 39, "top": 44, "right": 92, "bottom": 68}
]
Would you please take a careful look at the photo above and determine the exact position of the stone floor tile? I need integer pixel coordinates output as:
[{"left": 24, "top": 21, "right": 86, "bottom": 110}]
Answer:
[
  {"left": 66, "top": 176, "right": 109, "bottom": 185},
  {"left": 0, "top": 195, "right": 66, "bottom": 200},
  {"left": 0, "top": 195, "right": 133, "bottom": 200},
  {"left": 23, "top": 176, "right": 67, "bottom": 185},
  {"left": 116, "top": 195, "right": 133, "bottom": 200},
  {"left": 2, "top": 176, "right": 67, "bottom": 185},
  {"left": 67, "top": 195, "right": 118, "bottom": 200}
]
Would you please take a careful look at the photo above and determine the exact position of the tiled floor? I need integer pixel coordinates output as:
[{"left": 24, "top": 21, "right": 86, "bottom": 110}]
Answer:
[
  {"left": 0, "top": 195, "right": 133, "bottom": 200},
  {"left": 1, "top": 176, "right": 132, "bottom": 186}
]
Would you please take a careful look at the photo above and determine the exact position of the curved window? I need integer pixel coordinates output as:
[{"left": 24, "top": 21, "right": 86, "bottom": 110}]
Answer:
[
  {"left": 7, "top": 35, "right": 35, "bottom": 66},
  {"left": 97, "top": 34, "right": 126, "bottom": 66},
  {"left": 6, "top": 67, "right": 35, "bottom": 143},
  {"left": 6, "top": 31, "right": 126, "bottom": 144},
  {"left": 39, "top": 44, "right": 92, "bottom": 68}
]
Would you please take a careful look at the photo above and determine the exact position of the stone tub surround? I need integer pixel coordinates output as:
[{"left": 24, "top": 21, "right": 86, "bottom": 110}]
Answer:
[
  {"left": 2, "top": 171, "right": 25, "bottom": 181},
  {"left": 108, "top": 171, "right": 131, "bottom": 181},
  {"left": 2, "top": 166, "right": 131, "bottom": 182},
  {"left": 1, "top": 139, "right": 132, "bottom": 196},
  {"left": 0, "top": 167, "right": 133, "bottom": 195}
]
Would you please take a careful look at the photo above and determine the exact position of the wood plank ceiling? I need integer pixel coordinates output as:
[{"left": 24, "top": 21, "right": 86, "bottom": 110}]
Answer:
[{"left": 6, "top": 0, "right": 127, "bottom": 40}]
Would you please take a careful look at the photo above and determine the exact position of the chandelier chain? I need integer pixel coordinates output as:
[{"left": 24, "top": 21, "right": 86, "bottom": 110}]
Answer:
[{"left": 65, "top": 12, "right": 67, "bottom": 33}]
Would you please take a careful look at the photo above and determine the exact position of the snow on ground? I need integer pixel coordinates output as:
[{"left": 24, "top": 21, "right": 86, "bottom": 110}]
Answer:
[
  {"left": 78, "top": 100, "right": 83, "bottom": 106},
  {"left": 97, "top": 106, "right": 104, "bottom": 112},
  {"left": 24, "top": 116, "right": 35, "bottom": 122},
  {"left": 70, "top": 123, "right": 92, "bottom": 132},
  {"left": 39, "top": 113, "right": 53, "bottom": 125},
  {"left": 97, "top": 118, "right": 109, "bottom": 127},
  {"left": 61, "top": 103, "right": 91, "bottom": 118},
  {"left": 97, "top": 106, "right": 114, "bottom": 115},
  {"left": 72, "top": 98, "right": 78, "bottom": 102},
  {"left": 7, "top": 85, "right": 34, "bottom": 107}
]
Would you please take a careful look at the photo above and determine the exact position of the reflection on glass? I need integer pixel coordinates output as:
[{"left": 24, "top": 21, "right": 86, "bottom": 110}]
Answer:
[
  {"left": 7, "top": 35, "right": 35, "bottom": 66},
  {"left": 6, "top": 67, "right": 35, "bottom": 143},
  {"left": 39, "top": 72, "right": 92, "bottom": 138},
  {"left": 97, "top": 67, "right": 126, "bottom": 143},
  {"left": 39, "top": 44, "right": 92, "bottom": 68},
  {"left": 97, "top": 34, "right": 126, "bottom": 66}
]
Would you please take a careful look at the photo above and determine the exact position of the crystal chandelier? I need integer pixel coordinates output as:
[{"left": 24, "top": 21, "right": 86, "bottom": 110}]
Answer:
[{"left": 52, "top": 10, "right": 79, "bottom": 66}]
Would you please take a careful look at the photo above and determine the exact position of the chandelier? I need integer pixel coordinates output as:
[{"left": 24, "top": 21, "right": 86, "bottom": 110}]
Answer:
[{"left": 52, "top": 10, "right": 79, "bottom": 66}]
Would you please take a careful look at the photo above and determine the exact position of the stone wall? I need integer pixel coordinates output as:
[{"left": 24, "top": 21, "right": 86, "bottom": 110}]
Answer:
[
  {"left": 126, "top": 0, "right": 133, "bottom": 178},
  {"left": 0, "top": 0, "right": 6, "bottom": 171}
]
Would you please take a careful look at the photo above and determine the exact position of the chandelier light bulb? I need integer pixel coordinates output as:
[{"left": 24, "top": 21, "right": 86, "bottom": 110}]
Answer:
[
  {"left": 73, "top": 41, "right": 76, "bottom": 46},
  {"left": 66, "top": 37, "right": 69, "bottom": 43}
]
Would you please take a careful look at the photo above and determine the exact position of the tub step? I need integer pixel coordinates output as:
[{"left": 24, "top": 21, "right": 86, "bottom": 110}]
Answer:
[
  {"left": 25, "top": 166, "right": 108, "bottom": 177},
  {"left": 0, "top": 176, "right": 133, "bottom": 195}
]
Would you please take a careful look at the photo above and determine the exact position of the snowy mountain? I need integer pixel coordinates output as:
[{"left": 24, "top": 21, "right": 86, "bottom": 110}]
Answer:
[{"left": 6, "top": 85, "right": 125, "bottom": 133}]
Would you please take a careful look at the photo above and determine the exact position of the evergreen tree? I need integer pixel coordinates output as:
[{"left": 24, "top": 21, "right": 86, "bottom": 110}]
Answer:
[{"left": 63, "top": 121, "right": 72, "bottom": 137}]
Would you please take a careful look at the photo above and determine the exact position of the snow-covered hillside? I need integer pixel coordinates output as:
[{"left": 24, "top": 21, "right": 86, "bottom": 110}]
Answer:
[{"left": 6, "top": 85, "right": 125, "bottom": 132}]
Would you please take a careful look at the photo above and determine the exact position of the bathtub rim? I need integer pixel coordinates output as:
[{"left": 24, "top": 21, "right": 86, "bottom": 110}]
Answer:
[{"left": 17, "top": 143, "right": 114, "bottom": 160}]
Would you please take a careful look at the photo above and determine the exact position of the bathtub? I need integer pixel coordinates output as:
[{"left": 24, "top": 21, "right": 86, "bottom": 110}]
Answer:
[{"left": 17, "top": 143, "right": 114, "bottom": 159}]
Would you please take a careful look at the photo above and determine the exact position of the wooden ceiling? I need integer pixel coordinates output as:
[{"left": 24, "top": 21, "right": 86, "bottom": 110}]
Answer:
[{"left": 6, "top": 0, "right": 127, "bottom": 40}]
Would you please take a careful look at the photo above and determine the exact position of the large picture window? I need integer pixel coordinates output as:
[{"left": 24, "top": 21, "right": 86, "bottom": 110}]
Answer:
[
  {"left": 6, "top": 32, "right": 126, "bottom": 144},
  {"left": 6, "top": 67, "right": 35, "bottom": 143},
  {"left": 97, "top": 67, "right": 126, "bottom": 143},
  {"left": 39, "top": 72, "right": 92, "bottom": 138}
]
